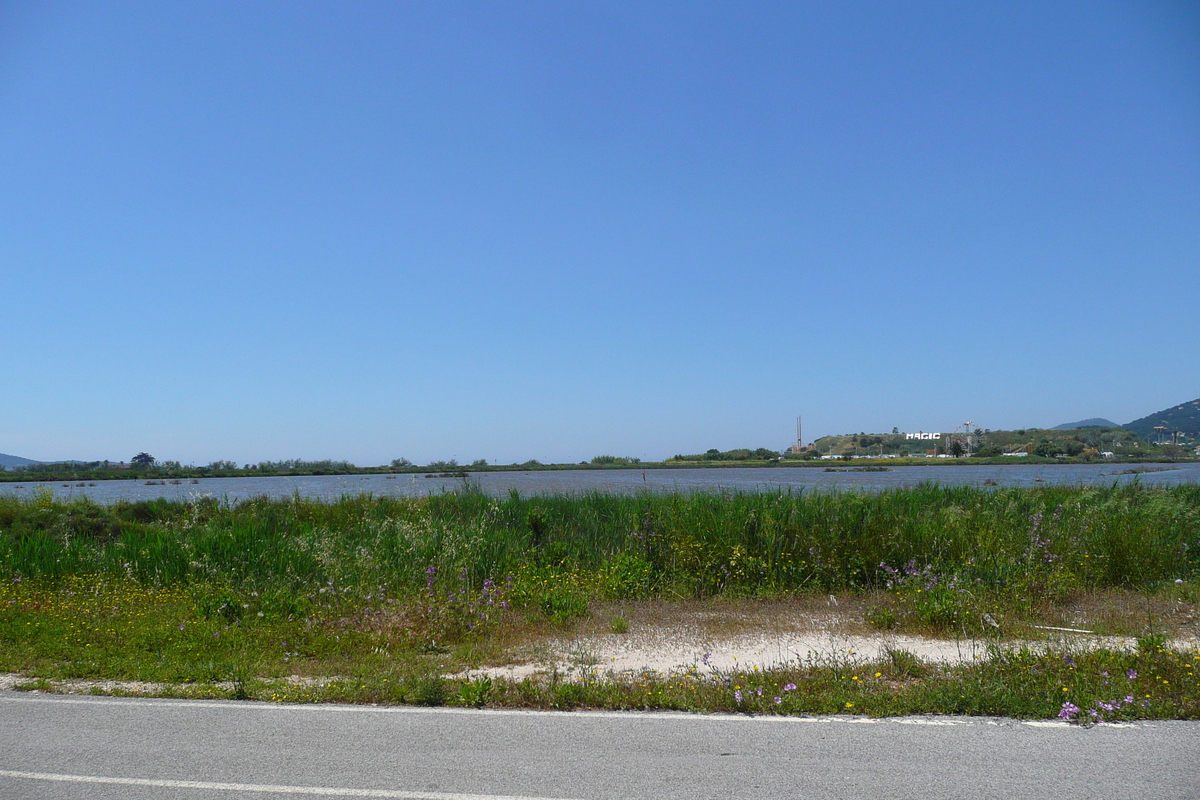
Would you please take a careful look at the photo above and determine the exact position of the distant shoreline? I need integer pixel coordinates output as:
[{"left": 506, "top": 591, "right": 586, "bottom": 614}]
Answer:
[{"left": 2, "top": 456, "right": 1196, "bottom": 484}]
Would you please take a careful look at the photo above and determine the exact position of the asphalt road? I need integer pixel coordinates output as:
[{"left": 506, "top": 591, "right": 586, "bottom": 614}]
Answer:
[{"left": 1, "top": 693, "right": 1197, "bottom": 799}]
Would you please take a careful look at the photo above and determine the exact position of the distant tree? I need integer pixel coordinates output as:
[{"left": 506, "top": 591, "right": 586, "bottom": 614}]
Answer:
[
  {"left": 1034, "top": 441, "right": 1064, "bottom": 458},
  {"left": 972, "top": 445, "right": 1003, "bottom": 458},
  {"left": 470, "top": 459, "right": 489, "bottom": 468},
  {"left": 131, "top": 452, "right": 155, "bottom": 467},
  {"left": 949, "top": 440, "right": 965, "bottom": 458},
  {"left": 892, "top": 427, "right": 899, "bottom": 435},
  {"left": 390, "top": 458, "right": 413, "bottom": 469}
]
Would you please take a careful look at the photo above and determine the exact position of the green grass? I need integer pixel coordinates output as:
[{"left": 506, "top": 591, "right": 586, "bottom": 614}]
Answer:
[
  {"left": 1, "top": 484, "right": 1198, "bottom": 718},
  {"left": 3, "top": 483, "right": 1197, "bottom": 598}
]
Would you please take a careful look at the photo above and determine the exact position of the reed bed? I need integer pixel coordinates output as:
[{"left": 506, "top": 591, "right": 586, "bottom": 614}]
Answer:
[{"left": 1, "top": 483, "right": 1196, "bottom": 598}]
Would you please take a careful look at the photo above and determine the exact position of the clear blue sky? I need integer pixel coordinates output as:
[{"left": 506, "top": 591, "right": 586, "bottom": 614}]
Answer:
[{"left": 2, "top": 1, "right": 1197, "bottom": 466}]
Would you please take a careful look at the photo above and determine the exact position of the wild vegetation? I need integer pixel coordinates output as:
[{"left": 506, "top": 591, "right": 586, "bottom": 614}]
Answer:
[
  {"left": 667, "top": 447, "right": 783, "bottom": 463},
  {"left": 805, "top": 426, "right": 1186, "bottom": 460},
  {"left": 1, "top": 484, "right": 1197, "bottom": 718}
]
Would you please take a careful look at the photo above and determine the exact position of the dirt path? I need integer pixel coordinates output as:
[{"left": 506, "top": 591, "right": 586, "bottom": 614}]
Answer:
[{"left": 469, "top": 597, "right": 1175, "bottom": 680}]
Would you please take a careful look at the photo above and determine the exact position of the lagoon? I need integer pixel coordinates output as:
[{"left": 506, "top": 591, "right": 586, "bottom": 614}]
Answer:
[{"left": 3, "top": 462, "right": 1199, "bottom": 504}]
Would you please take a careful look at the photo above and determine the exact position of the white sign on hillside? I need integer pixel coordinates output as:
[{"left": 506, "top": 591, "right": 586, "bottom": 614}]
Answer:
[{"left": 904, "top": 432, "right": 942, "bottom": 440}]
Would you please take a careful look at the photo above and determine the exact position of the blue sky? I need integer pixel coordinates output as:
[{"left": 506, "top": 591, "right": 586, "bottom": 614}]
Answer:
[{"left": 2, "top": 1, "right": 1197, "bottom": 465}]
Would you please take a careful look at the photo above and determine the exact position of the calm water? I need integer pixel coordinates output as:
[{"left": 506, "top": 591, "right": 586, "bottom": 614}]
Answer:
[{"left": 2, "top": 463, "right": 1199, "bottom": 504}]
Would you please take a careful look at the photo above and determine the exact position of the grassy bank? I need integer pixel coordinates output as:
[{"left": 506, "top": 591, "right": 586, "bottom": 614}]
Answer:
[{"left": 2, "top": 485, "right": 1198, "bottom": 719}]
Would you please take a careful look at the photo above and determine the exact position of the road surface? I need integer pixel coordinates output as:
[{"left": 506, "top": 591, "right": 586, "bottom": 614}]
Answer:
[{"left": 1, "top": 693, "right": 1197, "bottom": 799}]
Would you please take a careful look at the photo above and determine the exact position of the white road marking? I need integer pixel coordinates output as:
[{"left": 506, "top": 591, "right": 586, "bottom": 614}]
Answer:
[{"left": 0, "top": 769, "right": 580, "bottom": 800}]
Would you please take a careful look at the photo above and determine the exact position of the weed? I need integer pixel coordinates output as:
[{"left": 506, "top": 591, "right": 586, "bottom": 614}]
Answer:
[
  {"left": 882, "top": 646, "right": 927, "bottom": 679},
  {"left": 410, "top": 674, "right": 447, "bottom": 707},
  {"left": 865, "top": 606, "right": 897, "bottom": 630},
  {"left": 539, "top": 591, "right": 589, "bottom": 625},
  {"left": 457, "top": 675, "right": 493, "bottom": 708},
  {"left": 1138, "top": 634, "right": 1168, "bottom": 655}
]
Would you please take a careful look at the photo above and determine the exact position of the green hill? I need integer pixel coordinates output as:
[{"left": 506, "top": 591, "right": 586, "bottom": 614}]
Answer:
[
  {"left": 1124, "top": 397, "right": 1200, "bottom": 441},
  {"left": 0, "top": 452, "right": 42, "bottom": 469},
  {"left": 1052, "top": 418, "right": 1119, "bottom": 430}
]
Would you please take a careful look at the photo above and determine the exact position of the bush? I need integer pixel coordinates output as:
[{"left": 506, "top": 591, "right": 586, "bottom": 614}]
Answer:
[{"left": 601, "top": 554, "right": 654, "bottom": 599}]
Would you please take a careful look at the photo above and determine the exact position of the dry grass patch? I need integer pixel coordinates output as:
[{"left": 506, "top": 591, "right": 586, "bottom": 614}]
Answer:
[
  {"left": 581, "top": 595, "right": 876, "bottom": 640},
  {"left": 1040, "top": 588, "right": 1198, "bottom": 638}
]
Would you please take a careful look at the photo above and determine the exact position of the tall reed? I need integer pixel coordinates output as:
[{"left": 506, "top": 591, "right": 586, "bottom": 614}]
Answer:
[{"left": 1, "top": 484, "right": 1196, "bottom": 599}]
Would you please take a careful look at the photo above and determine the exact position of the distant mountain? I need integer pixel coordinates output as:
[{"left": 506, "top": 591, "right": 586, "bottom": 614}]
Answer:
[
  {"left": 0, "top": 452, "right": 42, "bottom": 469},
  {"left": 1125, "top": 397, "right": 1200, "bottom": 440},
  {"left": 1052, "top": 418, "right": 1121, "bottom": 430}
]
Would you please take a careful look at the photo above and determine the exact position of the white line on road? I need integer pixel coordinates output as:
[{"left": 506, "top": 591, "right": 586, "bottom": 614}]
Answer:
[
  {"left": 0, "top": 769, "right": 581, "bottom": 800},
  {"left": 0, "top": 691, "right": 1144, "bottom": 729}
]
